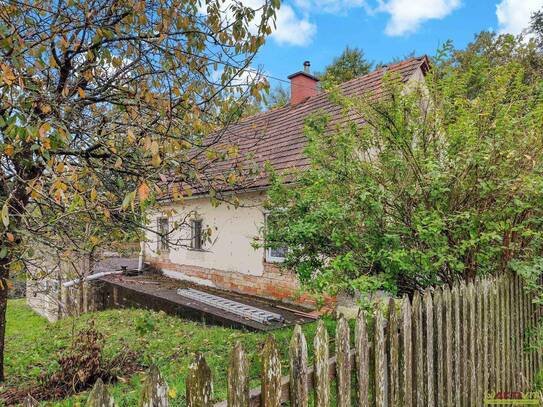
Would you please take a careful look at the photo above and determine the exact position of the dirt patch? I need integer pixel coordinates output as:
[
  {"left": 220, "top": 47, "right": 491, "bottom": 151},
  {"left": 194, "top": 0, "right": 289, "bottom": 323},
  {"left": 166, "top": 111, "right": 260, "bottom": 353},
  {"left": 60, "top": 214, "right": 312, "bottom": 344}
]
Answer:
[{"left": 0, "top": 323, "right": 141, "bottom": 405}]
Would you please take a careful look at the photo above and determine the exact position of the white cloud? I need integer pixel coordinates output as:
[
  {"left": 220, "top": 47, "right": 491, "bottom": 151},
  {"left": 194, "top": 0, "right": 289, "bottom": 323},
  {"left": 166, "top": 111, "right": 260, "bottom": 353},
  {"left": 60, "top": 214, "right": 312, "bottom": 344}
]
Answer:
[
  {"left": 293, "top": 0, "right": 367, "bottom": 14},
  {"left": 496, "top": 0, "right": 543, "bottom": 35},
  {"left": 271, "top": 5, "right": 317, "bottom": 46},
  {"left": 378, "top": 0, "right": 461, "bottom": 36},
  {"left": 257, "top": 2, "right": 318, "bottom": 47}
]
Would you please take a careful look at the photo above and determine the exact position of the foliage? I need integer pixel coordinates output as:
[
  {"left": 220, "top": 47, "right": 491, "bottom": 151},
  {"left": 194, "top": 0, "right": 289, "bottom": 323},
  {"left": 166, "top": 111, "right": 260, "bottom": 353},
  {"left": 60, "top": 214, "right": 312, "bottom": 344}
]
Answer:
[
  {"left": 449, "top": 31, "right": 543, "bottom": 86},
  {"left": 0, "top": 0, "right": 278, "bottom": 379},
  {"left": 319, "top": 47, "right": 372, "bottom": 87},
  {"left": 264, "top": 85, "right": 290, "bottom": 110},
  {"left": 2, "top": 299, "right": 336, "bottom": 406},
  {"left": 531, "top": 8, "right": 543, "bottom": 48},
  {"left": 263, "top": 45, "right": 543, "bottom": 296}
]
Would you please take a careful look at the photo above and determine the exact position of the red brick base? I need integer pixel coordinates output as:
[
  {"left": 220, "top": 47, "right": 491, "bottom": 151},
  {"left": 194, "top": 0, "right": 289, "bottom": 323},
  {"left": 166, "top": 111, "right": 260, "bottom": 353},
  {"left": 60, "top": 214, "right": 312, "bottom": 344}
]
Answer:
[{"left": 147, "top": 258, "right": 319, "bottom": 308}]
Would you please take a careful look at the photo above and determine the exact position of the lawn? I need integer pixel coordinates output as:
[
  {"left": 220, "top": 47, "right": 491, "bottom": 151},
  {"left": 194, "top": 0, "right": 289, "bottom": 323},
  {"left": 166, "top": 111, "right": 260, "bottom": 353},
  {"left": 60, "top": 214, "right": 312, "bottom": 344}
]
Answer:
[{"left": 2, "top": 299, "right": 337, "bottom": 406}]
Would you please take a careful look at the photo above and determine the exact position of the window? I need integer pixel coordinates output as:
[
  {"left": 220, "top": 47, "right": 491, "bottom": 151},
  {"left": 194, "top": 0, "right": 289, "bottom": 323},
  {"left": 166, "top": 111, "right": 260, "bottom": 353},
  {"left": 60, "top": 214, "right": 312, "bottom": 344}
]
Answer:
[
  {"left": 157, "top": 217, "right": 169, "bottom": 252},
  {"left": 264, "top": 213, "right": 288, "bottom": 263},
  {"left": 191, "top": 219, "right": 203, "bottom": 250},
  {"left": 266, "top": 245, "right": 288, "bottom": 263}
]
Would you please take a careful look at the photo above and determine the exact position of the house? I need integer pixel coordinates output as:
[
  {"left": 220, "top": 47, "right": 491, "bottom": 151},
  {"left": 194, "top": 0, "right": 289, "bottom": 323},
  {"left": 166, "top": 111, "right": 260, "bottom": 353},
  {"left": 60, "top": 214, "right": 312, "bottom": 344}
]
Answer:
[{"left": 143, "top": 56, "right": 430, "bottom": 306}]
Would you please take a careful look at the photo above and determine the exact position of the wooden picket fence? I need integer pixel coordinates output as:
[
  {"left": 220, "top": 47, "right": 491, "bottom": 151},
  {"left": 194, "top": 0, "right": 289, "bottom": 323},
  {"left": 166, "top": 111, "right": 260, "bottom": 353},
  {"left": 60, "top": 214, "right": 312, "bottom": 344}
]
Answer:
[{"left": 37, "top": 272, "right": 542, "bottom": 407}]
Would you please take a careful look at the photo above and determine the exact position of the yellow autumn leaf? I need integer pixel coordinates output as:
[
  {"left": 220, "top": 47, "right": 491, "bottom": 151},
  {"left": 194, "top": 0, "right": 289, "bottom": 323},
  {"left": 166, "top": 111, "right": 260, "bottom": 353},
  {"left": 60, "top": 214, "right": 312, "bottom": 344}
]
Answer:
[
  {"left": 151, "top": 154, "right": 161, "bottom": 167},
  {"left": 168, "top": 388, "right": 177, "bottom": 399},
  {"left": 4, "top": 144, "right": 14, "bottom": 157},
  {"left": 1, "top": 64, "right": 16, "bottom": 85},
  {"left": 78, "top": 87, "right": 86, "bottom": 98},
  {"left": 138, "top": 182, "right": 150, "bottom": 201},
  {"left": 127, "top": 129, "right": 136, "bottom": 144},
  {"left": 90, "top": 188, "right": 97, "bottom": 201},
  {"left": 40, "top": 104, "right": 52, "bottom": 114}
]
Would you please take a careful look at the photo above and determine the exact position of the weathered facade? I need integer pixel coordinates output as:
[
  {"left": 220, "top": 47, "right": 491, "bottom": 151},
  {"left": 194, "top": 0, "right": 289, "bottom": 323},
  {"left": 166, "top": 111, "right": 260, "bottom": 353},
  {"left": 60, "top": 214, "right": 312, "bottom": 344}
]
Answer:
[{"left": 143, "top": 57, "right": 430, "bottom": 306}]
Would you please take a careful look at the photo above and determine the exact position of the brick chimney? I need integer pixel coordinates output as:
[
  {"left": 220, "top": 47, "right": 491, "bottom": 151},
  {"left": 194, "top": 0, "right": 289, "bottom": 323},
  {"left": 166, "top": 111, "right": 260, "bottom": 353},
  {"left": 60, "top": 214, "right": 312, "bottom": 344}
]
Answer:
[{"left": 288, "top": 61, "right": 319, "bottom": 106}]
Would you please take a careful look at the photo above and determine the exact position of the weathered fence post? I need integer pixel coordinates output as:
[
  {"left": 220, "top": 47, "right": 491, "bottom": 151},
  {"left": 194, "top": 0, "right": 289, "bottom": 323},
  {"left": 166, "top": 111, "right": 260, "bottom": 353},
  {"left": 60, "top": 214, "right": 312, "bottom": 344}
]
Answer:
[
  {"left": 186, "top": 353, "right": 213, "bottom": 407},
  {"left": 86, "top": 378, "right": 115, "bottom": 406},
  {"left": 261, "top": 335, "right": 282, "bottom": 407},
  {"left": 313, "top": 320, "right": 330, "bottom": 407},
  {"left": 336, "top": 315, "right": 351, "bottom": 407},
  {"left": 375, "top": 307, "right": 387, "bottom": 407},
  {"left": 412, "top": 291, "right": 425, "bottom": 406},
  {"left": 443, "top": 286, "right": 453, "bottom": 407},
  {"left": 424, "top": 289, "right": 435, "bottom": 406},
  {"left": 400, "top": 296, "right": 412, "bottom": 407},
  {"left": 355, "top": 311, "right": 370, "bottom": 407},
  {"left": 468, "top": 282, "right": 477, "bottom": 407},
  {"left": 452, "top": 284, "right": 461, "bottom": 407},
  {"left": 461, "top": 281, "right": 469, "bottom": 407},
  {"left": 140, "top": 365, "right": 169, "bottom": 407},
  {"left": 388, "top": 298, "right": 400, "bottom": 407},
  {"left": 434, "top": 288, "right": 444, "bottom": 407},
  {"left": 289, "top": 325, "right": 308, "bottom": 407},
  {"left": 227, "top": 341, "right": 249, "bottom": 407},
  {"left": 23, "top": 396, "right": 39, "bottom": 407}
]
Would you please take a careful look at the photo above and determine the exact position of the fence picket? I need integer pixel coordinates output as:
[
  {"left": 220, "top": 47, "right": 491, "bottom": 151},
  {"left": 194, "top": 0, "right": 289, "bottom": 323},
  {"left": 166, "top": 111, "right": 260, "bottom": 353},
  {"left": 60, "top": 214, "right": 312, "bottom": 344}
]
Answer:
[
  {"left": 461, "top": 282, "right": 469, "bottom": 406},
  {"left": 313, "top": 320, "right": 330, "bottom": 407},
  {"left": 336, "top": 316, "right": 351, "bottom": 407},
  {"left": 434, "top": 288, "right": 444, "bottom": 407},
  {"left": 86, "top": 378, "right": 114, "bottom": 407},
  {"left": 227, "top": 342, "right": 249, "bottom": 407},
  {"left": 452, "top": 284, "right": 461, "bottom": 407},
  {"left": 482, "top": 280, "right": 490, "bottom": 398},
  {"left": 413, "top": 291, "right": 425, "bottom": 406},
  {"left": 355, "top": 311, "right": 370, "bottom": 407},
  {"left": 141, "top": 365, "right": 169, "bottom": 407},
  {"left": 500, "top": 278, "right": 508, "bottom": 393},
  {"left": 400, "top": 297, "right": 412, "bottom": 407},
  {"left": 375, "top": 307, "right": 387, "bottom": 407},
  {"left": 443, "top": 286, "right": 453, "bottom": 407},
  {"left": 468, "top": 282, "right": 477, "bottom": 407},
  {"left": 261, "top": 335, "right": 282, "bottom": 407},
  {"left": 424, "top": 290, "right": 435, "bottom": 406},
  {"left": 289, "top": 325, "right": 308, "bottom": 407},
  {"left": 187, "top": 354, "right": 213, "bottom": 407},
  {"left": 388, "top": 298, "right": 400, "bottom": 407}
]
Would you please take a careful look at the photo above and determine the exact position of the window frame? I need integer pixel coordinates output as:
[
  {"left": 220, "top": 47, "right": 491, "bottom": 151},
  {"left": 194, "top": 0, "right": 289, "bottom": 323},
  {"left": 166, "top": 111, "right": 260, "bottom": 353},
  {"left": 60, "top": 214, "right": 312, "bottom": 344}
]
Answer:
[
  {"left": 190, "top": 218, "right": 204, "bottom": 251},
  {"left": 264, "top": 212, "right": 287, "bottom": 263},
  {"left": 157, "top": 217, "right": 169, "bottom": 252}
]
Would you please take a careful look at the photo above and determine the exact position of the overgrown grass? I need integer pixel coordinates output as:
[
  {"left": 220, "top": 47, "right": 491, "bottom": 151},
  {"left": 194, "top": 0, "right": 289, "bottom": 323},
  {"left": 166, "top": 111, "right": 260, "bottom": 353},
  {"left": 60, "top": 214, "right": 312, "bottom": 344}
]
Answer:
[{"left": 3, "top": 300, "right": 337, "bottom": 406}]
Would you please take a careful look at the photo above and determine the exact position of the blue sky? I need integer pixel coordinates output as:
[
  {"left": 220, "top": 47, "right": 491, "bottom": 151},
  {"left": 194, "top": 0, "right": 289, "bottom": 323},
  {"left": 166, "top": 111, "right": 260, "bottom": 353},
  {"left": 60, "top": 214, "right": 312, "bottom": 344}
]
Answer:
[{"left": 250, "top": 0, "right": 543, "bottom": 86}]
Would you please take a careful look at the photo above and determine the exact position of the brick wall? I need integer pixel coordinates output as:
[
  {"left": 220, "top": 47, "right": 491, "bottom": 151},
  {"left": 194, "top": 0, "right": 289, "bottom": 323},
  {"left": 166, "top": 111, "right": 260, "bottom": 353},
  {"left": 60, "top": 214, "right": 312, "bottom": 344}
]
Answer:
[{"left": 147, "top": 258, "right": 318, "bottom": 307}]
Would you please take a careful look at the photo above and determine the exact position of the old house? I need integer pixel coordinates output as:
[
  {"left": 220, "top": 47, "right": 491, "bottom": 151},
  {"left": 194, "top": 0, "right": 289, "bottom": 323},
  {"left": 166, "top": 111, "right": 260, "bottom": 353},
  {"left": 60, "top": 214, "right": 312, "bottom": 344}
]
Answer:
[{"left": 143, "top": 56, "right": 430, "bottom": 306}]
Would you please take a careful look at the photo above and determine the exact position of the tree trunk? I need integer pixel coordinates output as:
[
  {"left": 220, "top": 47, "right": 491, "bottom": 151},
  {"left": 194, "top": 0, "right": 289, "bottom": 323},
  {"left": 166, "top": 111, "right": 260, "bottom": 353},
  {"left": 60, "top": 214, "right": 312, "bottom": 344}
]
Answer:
[{"left": 0, "top": 260, "right": 10, "bottom": 382}]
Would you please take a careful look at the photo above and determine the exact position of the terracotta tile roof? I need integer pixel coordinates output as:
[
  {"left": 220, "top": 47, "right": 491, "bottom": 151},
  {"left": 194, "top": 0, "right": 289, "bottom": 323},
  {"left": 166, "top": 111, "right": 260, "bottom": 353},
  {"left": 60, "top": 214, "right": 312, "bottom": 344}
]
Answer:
[{"left": 177, "top": 56, "right": 429, "bottom": 197}]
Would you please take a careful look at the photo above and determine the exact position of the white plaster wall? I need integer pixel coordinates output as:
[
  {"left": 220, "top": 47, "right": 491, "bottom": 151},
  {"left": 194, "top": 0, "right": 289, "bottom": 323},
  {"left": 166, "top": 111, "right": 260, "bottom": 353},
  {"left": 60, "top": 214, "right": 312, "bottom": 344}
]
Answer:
[{"left": 144, "top": 191, "right": 267, "bottom": 276}]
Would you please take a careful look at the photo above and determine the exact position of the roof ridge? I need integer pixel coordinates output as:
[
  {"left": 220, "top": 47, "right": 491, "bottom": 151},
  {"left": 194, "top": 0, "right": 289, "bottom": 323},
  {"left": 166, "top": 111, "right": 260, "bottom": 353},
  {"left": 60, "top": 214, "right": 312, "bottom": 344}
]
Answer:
[{"left": 234, "top": 55, "right": 429, "bottom": 125}]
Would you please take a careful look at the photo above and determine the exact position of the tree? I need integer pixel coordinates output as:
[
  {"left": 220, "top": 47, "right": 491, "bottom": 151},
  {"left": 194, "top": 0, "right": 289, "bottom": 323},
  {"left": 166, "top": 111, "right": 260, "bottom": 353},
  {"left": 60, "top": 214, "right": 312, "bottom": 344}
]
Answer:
[
  {"left": 319, "top": 47, "right": 372, "bottom": 87},
  {"left": 0, "top": 0, "right": 278, "bottom": 380},
  {"left": 531, "top": 8, "right": 543, "bottom": 48},
  {"left": 449, "top": 31, "right": 543, "bottom": 88},
  {"left": 263, "top": 47, "right": 543, "bottom": 297},
  {"left": 264, "top": 85, "right": 290, "bottom": 109}
]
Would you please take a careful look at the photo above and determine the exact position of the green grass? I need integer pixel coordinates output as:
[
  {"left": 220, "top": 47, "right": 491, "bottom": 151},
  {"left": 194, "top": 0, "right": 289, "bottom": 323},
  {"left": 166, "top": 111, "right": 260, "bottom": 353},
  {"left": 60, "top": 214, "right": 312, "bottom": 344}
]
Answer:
[{"left": 3, "top": 299, "right": 338, "bottom": 406}]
